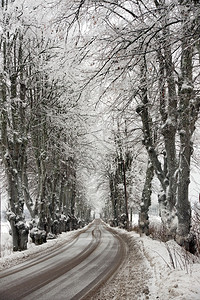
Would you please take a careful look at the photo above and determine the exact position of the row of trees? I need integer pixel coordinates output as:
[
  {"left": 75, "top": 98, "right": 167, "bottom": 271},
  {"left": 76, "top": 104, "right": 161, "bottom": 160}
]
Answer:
[
  {"left": 67, "top": 0, "right": 200, "bottom": 247},
  {"left": 0, "top": 1, "right": 92, "bottom": 251}
]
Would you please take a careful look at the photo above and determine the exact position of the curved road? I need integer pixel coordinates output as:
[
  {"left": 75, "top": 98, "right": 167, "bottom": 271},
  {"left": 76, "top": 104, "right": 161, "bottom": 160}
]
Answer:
[{"left": 0, "top": 219, "right": 126, "bottom": 300}]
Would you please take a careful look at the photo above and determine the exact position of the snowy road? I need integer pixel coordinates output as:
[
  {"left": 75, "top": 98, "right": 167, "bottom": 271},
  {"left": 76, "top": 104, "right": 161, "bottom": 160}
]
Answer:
[{"left": 0, "top": 219, "right": 126, "bottom": 300}]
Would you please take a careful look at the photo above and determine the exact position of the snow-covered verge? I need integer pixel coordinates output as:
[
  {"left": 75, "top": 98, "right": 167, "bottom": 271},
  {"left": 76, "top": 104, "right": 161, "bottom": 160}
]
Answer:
[
  {"left": 140, "top": 234, "right": 200, "bottom": 299},
  {"left": 0, "top": 221, "right": 90, "bottom": 271},
  {"left": 1, "top": 222, "right": 13, "bottom": 258},
  {"left": 94, "top": 225, "right": 200, "bottom": 300}
]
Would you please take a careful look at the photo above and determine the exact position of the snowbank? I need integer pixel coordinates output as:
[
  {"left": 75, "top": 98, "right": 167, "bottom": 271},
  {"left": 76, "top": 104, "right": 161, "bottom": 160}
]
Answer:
[
  {"left": 0, "top": 222, "right": 90, "bottom": 270},
  {"left": 110, "top": 225, "right": 200, "bottom": 300},
  {"left": 140, "top": 235, "right": 200, "bottom": 299}
]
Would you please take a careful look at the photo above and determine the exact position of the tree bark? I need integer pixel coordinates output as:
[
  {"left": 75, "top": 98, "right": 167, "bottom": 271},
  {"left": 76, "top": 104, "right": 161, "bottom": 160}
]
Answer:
[
  {"left": 176, "top": 14, "right": 195, "bottom": 243},
  {"left": 139, "top": 161, "right": 154, "bottom": 235}
]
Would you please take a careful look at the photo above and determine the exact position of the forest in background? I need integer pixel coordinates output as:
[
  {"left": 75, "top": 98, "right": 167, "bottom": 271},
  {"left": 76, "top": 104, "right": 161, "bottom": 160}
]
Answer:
[{"left": 0, "top": 0, "right": 200, "bottom": 254}]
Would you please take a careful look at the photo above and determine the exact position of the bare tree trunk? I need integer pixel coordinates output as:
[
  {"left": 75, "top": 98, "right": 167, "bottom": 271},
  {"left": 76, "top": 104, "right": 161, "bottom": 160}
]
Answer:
[
  {"left": 122, "top": 159, "right": 129, "bottom": 229},
  {"left": 176, "top": 13, "right": 194, "bottom": 244},
  {"left": 22, "top": 156, "right": 35, "bottom": 219},
  {"left": 139, "top": 161, "right": 154, "bottom": 235},
  {"left": 109, "top": 173, "right": 118, "bottom": 225}
]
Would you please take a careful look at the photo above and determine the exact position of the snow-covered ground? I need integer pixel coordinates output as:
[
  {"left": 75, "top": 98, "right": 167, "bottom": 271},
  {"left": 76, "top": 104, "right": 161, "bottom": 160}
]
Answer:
[
  {"left": 0, "top": 222, "right": 90, "bottom": 270},
  {"left": 108, "top": 227, "right": 200, "bottom": 300},
  {"left": 1, "top": 217, "right": 200, "bottom": 299},
  {"left": 1, "top": 222, "right": 13, "bottom": 258},
  {"left": 142, "top": 236, "right": 200, "bottom": 299},
  {"left": 95, "top": 216, "right": 200, "bottom": 300}
]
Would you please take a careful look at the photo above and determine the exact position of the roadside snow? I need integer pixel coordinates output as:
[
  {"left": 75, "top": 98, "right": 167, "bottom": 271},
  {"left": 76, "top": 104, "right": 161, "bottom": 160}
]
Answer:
[
  {"left": 140, "top": 234, "right": 200, "bottom": 299},
  {"left": 94, "top": 226, "right": 200, "bottom": 300},
  {"left": 0, "top": 222, "right": 90, "bottom": 271}
]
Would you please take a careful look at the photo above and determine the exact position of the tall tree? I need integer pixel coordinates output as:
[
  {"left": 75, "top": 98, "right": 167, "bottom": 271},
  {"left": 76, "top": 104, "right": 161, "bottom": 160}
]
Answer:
[{"left": 0, "top": 1, "right": 31, "bottom": 250}]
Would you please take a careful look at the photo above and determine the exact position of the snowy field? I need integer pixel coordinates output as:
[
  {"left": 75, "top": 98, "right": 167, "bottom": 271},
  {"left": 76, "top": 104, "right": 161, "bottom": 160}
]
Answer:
[
  {"left": 0, "top": 217, "right": 200, "bottom": 299},
  {"left": 1, "top": 222, "right": 13, "bottom": 257}
]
